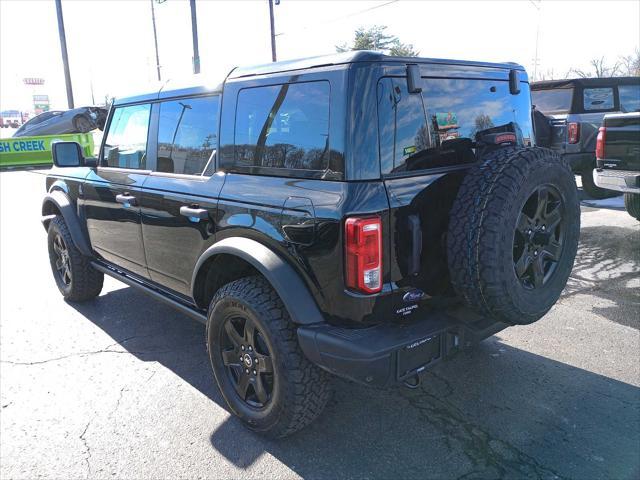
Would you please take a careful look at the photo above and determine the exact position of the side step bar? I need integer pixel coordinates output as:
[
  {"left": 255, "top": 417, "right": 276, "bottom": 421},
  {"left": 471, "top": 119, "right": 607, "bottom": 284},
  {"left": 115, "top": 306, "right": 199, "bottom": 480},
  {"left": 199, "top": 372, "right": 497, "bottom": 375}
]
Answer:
[{"left": 90, "top": 261, "right": 207, "bottom": 324}]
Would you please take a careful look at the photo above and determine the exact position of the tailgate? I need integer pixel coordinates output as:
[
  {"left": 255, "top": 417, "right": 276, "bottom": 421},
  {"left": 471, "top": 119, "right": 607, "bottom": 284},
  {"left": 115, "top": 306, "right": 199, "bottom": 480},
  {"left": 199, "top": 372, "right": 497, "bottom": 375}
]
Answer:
[{"left": 603, "top": 114, "right": 640, "bottom": 171}]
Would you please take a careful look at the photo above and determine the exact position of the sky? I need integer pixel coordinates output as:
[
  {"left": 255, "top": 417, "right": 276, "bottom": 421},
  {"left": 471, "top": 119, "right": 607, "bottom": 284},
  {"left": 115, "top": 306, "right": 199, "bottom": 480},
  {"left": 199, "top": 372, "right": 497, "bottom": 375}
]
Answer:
[{"left": 1, "top": 0, "right": 639, "bottom": 112}]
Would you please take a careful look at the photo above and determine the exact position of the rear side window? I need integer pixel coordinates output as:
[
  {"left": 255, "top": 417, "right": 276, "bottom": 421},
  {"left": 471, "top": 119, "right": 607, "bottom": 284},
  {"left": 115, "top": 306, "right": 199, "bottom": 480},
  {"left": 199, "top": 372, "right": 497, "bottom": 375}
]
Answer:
[
  {"left": 157, "top": 95, "right": 220, "bottom": 175},
  {"left": 619, "top": 84, "right": 640, "bottom": 112},
  {"left": 583, "top": 87, "right": 614, "bottom": 111},
  {"left": 102, "top": 104, "right": 151, "bottom": 169},
  {"left": 531, "top": 88, "right": 574, "bottom": 114},
  {"left": 230, "top": 81, "right": 330, "bottom": 176}
]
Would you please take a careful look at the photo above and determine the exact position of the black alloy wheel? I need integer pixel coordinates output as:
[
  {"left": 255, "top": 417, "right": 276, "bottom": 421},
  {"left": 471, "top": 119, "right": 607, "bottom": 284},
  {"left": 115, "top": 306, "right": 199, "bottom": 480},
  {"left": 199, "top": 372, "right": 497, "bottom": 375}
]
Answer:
[
  {"left": 206, "top": 276, "right": 331, "bottom": 437},
  {"left": 52, "top": 232, "right": 72, "bottom": 286},
  {"left": 220, "top": 314, "right": 274, "bottom": 409},
  {"left": 513, "top": 185, "right": 564, "bottom": 289}
]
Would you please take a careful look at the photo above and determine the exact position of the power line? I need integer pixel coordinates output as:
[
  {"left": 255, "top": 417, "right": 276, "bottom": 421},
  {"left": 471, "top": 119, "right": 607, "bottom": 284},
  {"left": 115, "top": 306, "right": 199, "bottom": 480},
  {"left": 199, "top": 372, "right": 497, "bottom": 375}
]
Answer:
[{"left": 275, "top": 0, "right": 399, "bottom": 38}]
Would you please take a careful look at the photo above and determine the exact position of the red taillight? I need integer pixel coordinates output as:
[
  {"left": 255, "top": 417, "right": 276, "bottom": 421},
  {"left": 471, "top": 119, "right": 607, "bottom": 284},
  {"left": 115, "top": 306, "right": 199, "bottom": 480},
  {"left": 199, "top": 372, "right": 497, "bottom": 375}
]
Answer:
[
  {"left": 345, "top": 216, "right": 382, "bottom": 294},
  {"left": 596, "top": 127, "right": 606, "bottom": 160},
  {"left": 568, "top": 122, "right": 580, "bottom": 144}
]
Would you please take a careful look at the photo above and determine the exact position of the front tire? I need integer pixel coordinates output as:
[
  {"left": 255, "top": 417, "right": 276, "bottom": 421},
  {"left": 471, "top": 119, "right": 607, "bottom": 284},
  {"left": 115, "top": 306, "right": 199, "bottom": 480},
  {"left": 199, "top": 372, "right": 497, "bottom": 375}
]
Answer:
[
  {"left": 624, "top": 193, "right": 640, "bottom": 220},
  {"left": 447, "top": 147, "right": 580, "bottom": 325},
  {"left": 47, "top": 216, "right": 103, "bottom": 302},
  {"left": 206, "top": 276, "right": 331, "bottom": 438}
]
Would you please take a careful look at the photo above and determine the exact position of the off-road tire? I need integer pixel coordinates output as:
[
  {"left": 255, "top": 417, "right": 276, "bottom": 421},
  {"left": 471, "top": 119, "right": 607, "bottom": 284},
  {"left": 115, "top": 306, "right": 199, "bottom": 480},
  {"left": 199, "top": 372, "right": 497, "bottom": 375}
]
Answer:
[
  {"left": 206, "top": 275, "right": 331, "bottom": 438},
  {"left": 624, "top": 193, "right": 640, "bottom": 220},
  {"left": 447, "top": 147, "right": 580, "bottom": 325},
  {"left": 581, "top": 167, "right": 618, "bottom": 199},
  {"left": 47, "top": 216, "right": 103, "bottom": 301}
]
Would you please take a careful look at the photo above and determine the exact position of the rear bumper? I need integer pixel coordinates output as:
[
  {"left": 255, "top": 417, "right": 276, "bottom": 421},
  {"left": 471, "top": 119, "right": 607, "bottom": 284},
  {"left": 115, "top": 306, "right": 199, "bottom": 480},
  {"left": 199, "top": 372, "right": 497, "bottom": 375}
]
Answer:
[
  {"left": 298, "top": 312, "right": 508, "bottom": 387},
  {"left": 594, "top": 168, "right": 640, "bottom": 194}
]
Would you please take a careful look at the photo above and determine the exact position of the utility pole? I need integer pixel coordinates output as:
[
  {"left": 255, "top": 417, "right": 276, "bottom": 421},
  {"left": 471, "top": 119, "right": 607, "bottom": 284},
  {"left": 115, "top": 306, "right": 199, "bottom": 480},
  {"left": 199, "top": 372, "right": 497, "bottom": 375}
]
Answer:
[
  {"left": 529, "top": 0, "right": 541, "bottom": 81},
  {"left": 268, "top": 0, "right": 278, "bottom": 62},
  {"left": 150, "top": 0, "right": 162, "bottom": 81},
  {"left": 190, "top": 0, "right": 200, "bottom": 74},
  {"left": 55, "top": 0, "right": 74, "bottom": 109}
]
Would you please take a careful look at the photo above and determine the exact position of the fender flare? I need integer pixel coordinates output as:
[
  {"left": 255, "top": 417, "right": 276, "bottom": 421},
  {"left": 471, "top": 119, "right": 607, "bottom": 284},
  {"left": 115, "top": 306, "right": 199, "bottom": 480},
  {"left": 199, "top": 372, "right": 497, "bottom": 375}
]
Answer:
[
  {"left": 41, "top": 191, "right": 93, "bottom": 257},
  {"left": 192, "top": 237, "right": 325, "bottom": 325}
]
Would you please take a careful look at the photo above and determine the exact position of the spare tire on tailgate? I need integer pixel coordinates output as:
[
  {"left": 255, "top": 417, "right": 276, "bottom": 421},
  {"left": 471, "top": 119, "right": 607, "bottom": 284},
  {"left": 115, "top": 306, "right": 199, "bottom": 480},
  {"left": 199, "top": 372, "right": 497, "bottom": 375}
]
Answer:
[{"left": 447, "top": 147, "right": 580, "bottom": 325}]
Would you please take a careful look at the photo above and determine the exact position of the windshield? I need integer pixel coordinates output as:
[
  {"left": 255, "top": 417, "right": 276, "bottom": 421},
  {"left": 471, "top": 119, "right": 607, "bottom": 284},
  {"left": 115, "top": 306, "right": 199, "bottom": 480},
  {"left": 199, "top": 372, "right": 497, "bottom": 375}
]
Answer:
[{"left": 531, "top": 88, "right": 574, "bottom": 114}]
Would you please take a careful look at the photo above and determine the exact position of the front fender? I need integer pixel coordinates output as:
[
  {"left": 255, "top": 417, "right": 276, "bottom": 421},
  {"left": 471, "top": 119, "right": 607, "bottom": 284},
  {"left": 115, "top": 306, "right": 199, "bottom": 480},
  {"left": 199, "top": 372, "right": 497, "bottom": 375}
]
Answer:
[
  {"left": 41, "top": 190, "right": 92, "bottom": 257},
  {"left": 192, "top": 237, "right": 325, "bottom": 325}
]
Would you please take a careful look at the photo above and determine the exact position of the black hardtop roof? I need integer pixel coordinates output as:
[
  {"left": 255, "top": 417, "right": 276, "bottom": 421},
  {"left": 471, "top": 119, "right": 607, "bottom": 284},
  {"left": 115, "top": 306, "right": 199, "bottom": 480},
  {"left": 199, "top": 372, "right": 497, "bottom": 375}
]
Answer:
[
  {"left": 228, "top": 50, "right": 525, "bottom": 78},
  {"left": 531, "top": 76, "right": 640, "bottom": 90},
  {"left": 115, "top": 51, "right": 525, "bottom": 105}
]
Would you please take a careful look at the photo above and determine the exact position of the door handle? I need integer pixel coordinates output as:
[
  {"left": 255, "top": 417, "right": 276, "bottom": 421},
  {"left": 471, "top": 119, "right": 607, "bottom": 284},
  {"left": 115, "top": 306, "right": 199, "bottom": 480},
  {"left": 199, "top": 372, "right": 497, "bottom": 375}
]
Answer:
[
  {"left": 180, "top": 205, "right": 209, "bottom": 220},
  {"left": 116, "top": 193, "right": 137, "bottom": 206}
]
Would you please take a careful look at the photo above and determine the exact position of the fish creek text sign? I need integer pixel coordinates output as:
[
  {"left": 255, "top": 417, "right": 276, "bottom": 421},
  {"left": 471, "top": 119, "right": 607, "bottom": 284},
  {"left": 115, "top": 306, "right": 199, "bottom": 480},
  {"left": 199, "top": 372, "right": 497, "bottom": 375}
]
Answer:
[{"left": 0, "top": 133, "right": 94, "bottom": 167}]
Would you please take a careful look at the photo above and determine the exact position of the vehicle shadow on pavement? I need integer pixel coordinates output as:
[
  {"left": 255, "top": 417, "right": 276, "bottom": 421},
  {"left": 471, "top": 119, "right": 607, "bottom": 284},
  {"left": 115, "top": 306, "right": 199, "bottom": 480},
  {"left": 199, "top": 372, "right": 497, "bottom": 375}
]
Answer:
[
  {"left": 70, "top": 287, "right": 640, "bottom": 480},
  {"left": 562, "top": 225, "right": 639, "bottom": 330}
]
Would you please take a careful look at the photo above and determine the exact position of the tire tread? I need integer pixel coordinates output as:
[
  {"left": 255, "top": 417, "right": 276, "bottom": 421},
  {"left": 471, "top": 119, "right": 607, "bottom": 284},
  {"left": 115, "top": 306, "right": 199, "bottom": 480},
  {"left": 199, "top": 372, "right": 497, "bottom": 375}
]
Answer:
[{"left": 207, "top": 275, "right": 331, "bottom": 438}]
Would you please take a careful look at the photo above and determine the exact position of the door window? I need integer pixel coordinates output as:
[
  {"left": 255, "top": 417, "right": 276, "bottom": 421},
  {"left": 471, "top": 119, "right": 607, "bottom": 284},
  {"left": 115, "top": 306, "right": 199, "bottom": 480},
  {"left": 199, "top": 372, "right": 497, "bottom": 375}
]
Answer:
[
  {"left": 102, "top": 104, "right": 151, "bottom": 169},
  {"left": 156, "top": 95, "right": 220, "bottom": 175}
]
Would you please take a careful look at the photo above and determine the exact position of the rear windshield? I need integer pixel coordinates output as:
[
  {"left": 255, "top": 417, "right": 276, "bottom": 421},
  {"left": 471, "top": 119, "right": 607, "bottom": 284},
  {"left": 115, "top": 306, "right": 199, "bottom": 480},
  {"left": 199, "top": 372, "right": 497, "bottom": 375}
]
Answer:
[
  {"left": 378, "top": 76, "right": 533, "bottom": 175},
  {"left": 531, "top": 88, "right": 574, "bottom": 114}
]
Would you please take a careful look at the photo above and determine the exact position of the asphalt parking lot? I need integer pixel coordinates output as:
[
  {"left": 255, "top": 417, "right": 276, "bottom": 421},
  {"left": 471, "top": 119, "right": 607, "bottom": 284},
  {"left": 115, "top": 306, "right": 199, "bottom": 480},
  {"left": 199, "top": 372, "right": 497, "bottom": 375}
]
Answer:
[{"left": 1, "top": 169, "right": 638, "bottom": 479}]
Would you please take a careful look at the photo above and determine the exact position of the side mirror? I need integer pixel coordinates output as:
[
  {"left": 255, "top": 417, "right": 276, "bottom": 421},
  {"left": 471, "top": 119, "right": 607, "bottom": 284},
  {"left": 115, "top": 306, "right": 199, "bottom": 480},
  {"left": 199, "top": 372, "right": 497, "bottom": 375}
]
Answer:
[
  {"left": 509, "top": 69, "right": 521, "bottom": 95},
  {"left": 52, "top": 141, "right": 84, "bottom": 167}
]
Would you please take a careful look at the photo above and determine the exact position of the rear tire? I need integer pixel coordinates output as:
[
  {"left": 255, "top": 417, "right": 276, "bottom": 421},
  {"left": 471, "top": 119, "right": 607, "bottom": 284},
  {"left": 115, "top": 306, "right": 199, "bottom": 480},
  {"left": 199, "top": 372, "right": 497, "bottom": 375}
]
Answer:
[
  {"left": 447, "top": 147, "right": 580, "bottom": 325},
  {"left": 624, "top": 193, "right": 640, "bottom": 220},
  {"left": 47, "top": 216, "right": 103, "bottom": 302},
  {"left": 581, "top": 167, "right": 618, "bottom": 199},
  {"left": 206, "top": 275, "right": 331, "bottom": 438}
]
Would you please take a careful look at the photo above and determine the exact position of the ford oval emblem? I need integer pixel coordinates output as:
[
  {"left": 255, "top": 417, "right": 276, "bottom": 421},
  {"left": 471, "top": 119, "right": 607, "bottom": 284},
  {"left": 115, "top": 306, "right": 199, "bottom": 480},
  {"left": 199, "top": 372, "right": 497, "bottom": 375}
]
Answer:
[{"left": 403, "top": 289, "right": 426, "bottom": 303}]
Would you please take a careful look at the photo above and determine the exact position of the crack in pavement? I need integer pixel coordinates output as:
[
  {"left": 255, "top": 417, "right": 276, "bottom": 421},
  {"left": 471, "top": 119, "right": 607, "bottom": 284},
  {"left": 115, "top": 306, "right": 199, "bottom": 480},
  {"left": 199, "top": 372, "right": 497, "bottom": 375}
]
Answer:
[
  {"left": 398, "top": 387, "right": 568, "bottom": 479},
  {"left": 79, "top": 419, "right": 93, "bottom": 479},
  {"left": 108, "top": 386, "right": 127, "bottom": 420},
  {"left": 0, "top": 341, "right": 204, "bottom": 366}
]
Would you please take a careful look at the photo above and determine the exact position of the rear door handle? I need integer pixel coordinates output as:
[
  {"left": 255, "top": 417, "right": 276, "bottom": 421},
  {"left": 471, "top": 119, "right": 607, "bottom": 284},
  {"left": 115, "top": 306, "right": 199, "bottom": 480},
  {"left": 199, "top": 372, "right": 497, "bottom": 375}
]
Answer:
[
  {"left": 180, "top": 205, "right": 209, "bottom": 220},
  {"left": 116, "top": 193, "right": 137, "bottom": 206}
]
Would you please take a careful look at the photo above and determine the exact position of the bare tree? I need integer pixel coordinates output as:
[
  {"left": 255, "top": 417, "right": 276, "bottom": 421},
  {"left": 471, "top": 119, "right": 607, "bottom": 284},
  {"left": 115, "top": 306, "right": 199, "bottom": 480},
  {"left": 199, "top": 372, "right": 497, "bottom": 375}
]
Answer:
[
  {"left": 618, "top": 48, "right": 640, "bottom": 77},
  {"left": 570, "top": 56, "right": 621, "bottom": 78}
]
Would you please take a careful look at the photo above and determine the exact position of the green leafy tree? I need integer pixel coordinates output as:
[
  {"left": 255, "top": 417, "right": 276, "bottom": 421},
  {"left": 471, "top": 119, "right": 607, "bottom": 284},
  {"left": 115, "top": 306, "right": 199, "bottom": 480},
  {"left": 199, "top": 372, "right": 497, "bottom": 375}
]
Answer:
[
  {"left": 337, "top": 25, "right": 418, "bottom": 57},
  {"left": 388, "top": 40, "right": 418, "bottom": 57}
]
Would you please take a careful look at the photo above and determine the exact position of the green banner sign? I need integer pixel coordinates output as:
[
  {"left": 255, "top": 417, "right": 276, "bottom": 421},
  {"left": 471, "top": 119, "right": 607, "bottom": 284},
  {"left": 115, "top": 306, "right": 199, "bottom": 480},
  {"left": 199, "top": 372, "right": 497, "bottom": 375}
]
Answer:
[{"left": 0, "top": 133, "right": 94, "bottom": 168}]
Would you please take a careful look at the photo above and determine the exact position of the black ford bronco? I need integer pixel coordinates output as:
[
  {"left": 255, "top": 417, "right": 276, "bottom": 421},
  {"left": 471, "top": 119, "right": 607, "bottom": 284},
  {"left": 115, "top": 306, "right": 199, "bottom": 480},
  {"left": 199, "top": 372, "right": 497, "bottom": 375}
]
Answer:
[{"left": 42, "top": 52, "right": 580, "bottom": 437}]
